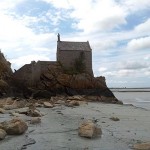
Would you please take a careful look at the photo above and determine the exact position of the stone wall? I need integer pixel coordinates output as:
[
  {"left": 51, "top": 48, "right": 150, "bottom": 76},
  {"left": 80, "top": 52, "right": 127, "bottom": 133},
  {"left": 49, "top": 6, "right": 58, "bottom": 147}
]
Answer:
[
  {"left": 57, "top": 50, "right": 93, "bottom": 75},
  {"left": 13, "top": 61, "right": 57, "bottom": 87}
]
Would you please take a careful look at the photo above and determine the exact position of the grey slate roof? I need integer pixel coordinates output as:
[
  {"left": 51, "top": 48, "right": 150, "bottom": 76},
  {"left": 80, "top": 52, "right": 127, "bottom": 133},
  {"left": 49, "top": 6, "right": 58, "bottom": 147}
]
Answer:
[{"left": 57, "top": 41, "right": 92, "bottom": 51}]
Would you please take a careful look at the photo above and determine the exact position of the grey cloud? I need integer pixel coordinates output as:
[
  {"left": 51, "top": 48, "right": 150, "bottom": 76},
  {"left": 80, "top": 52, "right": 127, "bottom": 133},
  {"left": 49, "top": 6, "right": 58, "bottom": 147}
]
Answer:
[{"left": 118, "top": 61, "right": 149, "bottom": 70}]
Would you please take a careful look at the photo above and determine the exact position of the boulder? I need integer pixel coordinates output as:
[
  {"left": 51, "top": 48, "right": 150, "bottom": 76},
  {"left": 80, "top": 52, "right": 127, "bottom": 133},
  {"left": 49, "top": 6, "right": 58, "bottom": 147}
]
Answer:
[
  {"left": 0, "top": 118, "right": 28, "bottom": 135},
  {"left": 0, "top": 129, "right": 7, "bottom": 140},
  {"left": 78, "top": 120, "right": 102, "bottom": 138},
  {"left": 43, "top": 102, "right": 53, "bottom": 108},
  {"left": 133, "top": 142, "right": 150, "bottom": 150}
]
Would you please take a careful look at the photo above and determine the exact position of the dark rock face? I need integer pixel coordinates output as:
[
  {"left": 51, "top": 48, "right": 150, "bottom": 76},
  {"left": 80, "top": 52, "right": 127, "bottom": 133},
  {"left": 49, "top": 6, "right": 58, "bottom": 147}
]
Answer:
[
  {"left": 10, "top": 61, "right": 119, "bottom": 103},
  {"left": 35, "top": 64, "right": 119, "bottom": 103},
  {"left": 32, "top": 90, "right": 56, "bottom": 99},
  {"left": 0, "top": 51, "right": 12, "bottom": 97}
]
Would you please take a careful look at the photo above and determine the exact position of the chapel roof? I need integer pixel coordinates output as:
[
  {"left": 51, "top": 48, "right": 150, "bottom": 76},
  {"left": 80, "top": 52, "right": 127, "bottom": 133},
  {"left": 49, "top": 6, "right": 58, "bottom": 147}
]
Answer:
[
  {"left": 57, "top": 34, "right": 91, "bottom": 51},
  {"left": 57, "top": 41, "right": 92, "bottom": 51}
]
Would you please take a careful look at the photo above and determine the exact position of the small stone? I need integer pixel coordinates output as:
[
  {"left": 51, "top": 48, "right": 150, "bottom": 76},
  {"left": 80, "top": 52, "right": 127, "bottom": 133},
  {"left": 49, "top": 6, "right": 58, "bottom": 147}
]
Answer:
[
  {"left": 55, "top": 100, "right": 65, "bottom": 105},
  {"left": 3, "top": 105, "right": 17, "bottom": 110},
  {"left": 133, "top": 142, "right": 150, "bottom": 150},
  {"left": 27, "top": 109, "right": 42, "bottom": 117},
  {"left": 0, "top": 129, "right": 7, "bottom": 140},
  {"left": 10, "top": 112, "right": 24, "bottom": 117},
  {"left": 78, "top": 120, "right": 102, "bottom": 138},
  {"left": 43, "top": 102, "right": 53, "bottom": 108},
  {"left": 68, "top": 95, "right": 83, "bottom": 100},
  {"left": 68, "top": 100, "right": 80, "bottom": 107},
  {"left": 0, "top": 108, "right": 5, "bottom": 114},
  {"left": 110, "top": 117, "right": 120, "bottom": 121},
  {"left": 30, "top": 117, "right": 41, "bottom": 124},
  {"left": 35, "top": 103, "right": 43, "bottom": 107}
]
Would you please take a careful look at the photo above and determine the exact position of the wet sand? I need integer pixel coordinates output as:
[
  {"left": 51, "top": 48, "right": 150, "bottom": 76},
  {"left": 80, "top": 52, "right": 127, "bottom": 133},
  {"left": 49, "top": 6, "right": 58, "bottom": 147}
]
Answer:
[{"left": 0, "top": 102, "right": 150, "bottom": 150}]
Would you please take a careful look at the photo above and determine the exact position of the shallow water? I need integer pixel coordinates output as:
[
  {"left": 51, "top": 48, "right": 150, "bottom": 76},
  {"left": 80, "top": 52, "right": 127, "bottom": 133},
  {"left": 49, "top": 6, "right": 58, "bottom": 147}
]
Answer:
[{"left": 112, "top": 90, "right": 150, "bottom": 110}]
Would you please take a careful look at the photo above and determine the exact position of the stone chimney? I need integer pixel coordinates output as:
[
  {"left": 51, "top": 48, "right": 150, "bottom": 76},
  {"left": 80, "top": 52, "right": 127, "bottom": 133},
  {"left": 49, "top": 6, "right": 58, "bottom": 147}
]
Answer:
[{"left": 57, "top": 33, "right": 60, "bottom": 42}]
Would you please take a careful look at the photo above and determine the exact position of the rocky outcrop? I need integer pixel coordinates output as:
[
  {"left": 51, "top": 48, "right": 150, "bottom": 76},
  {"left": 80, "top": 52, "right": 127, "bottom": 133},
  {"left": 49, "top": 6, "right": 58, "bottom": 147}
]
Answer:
[
  {"left": 11, "top": 59, "right": 119, "bottom": 104},
  {"left": 36, "top": 64, "right": 120, "bottom": 103},
  {"left": 0, "top": 51, "right": 12, "bottom": 96}
]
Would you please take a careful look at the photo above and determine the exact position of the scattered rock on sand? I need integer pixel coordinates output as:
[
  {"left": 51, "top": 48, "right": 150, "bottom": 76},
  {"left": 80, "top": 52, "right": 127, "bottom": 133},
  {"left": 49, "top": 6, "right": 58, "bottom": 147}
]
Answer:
[
  {"left": 43, "top": 102, "right": 53, "bottom": 108},
  {"left": 30, "top": 117, "right": 41, "bottom": 124},
  {"left": 55, "top": 100, "right": 65, "bottom": 105},
  {"left": 5, "top": 97, "right": 14, "bottom": 105},
  {"left": 78, "top": 120, "right": 102, "bottom": 138},
  {"left": 35, "top": 103, "right": 43, "bottom": 107},
  {"left": 10, "top": 112, "right": 24, "bottom": 117},
  {"left": 110, "top": 117, "right": 120, "bottom": 121},
  {"left": 0, "top": 108, "right": 5, "bottom": 114},
  {"left": 0, "top": 118, "right": 28, "bottom": 135},
  {"left": 133, "top": 142, "right": 150, "bottom": 150},
  {"left": 3, "top": 104, "right": 18, "bottom": 110},
  {"left": 67, "top": 95, "right": 83, "bottom": 101},
  {"left": 68, "top": 100, "right": 80, "bottom": 107},
  {"left": 0, "top": 129, "right": 7, "bottom": 140},
  {"left": 27, "top": 109, "right": 42, "bottom": 117}
]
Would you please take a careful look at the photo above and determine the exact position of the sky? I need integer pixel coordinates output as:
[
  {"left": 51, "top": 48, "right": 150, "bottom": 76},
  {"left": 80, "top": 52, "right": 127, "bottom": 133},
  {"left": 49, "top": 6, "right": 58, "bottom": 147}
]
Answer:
[{"left": 0, "top": 0, "right": 150, "bottom": 88}]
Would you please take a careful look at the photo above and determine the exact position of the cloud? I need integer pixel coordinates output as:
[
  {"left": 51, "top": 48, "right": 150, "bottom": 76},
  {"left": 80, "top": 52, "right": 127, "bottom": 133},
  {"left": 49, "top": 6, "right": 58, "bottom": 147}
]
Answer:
[
  {"left": 127, "top": 36, "right": 150, "bottom": 51},
  {"left": 0, "top": 3, "right": 56, "bottom": 68},
  {"left": 98, "top": 67, "right": 107, "bottom": 72},
  {"left": 118, "top": 61, "right": 148, "bottom": 70},
  {"left": 0, "top": 0, "right": 25, "bottom": 11},
  {"left": 0, "top": 0, "right": 150, "bottom": 87},
  {"left": 41, "top": 0, "right": 70, "bottom": 9},
  {"left": 134, "top": 18, "right": 150, "bottom": 35},
  {"left": 121, "top": 0, "right": 150, "bottom": 12},
  {"left": 10, "top": 54, "right": 50, "bottom": 69}
]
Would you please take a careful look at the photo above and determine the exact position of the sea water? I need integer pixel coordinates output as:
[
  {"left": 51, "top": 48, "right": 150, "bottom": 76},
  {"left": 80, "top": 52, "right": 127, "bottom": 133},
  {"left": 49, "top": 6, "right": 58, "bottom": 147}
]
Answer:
[{"left": 111, "top": 89, "right": 150, "bottom": 110}]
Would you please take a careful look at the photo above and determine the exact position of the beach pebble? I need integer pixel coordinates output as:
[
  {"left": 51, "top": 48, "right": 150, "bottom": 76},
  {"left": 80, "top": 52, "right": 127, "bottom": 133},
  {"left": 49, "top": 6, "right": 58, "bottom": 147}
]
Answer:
[
  {"left": 30, "top": 117, "right": 41, "bottom": 124},
  {"left": 0, "top": 129, "right": 7, "bottom": 140},
  {"left": 133, "top": 142, "right": 150, "bottom": 150},
  {"left": 43, "top": 102, "right": 53, "bottom": 108}
]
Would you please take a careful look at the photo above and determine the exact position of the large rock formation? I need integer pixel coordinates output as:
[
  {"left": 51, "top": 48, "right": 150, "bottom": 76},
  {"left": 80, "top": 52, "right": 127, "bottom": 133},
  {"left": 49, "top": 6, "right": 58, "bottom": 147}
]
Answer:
[
  {"left": 34, "top": 63, "right": 120, "bottom": 103},
  {"left": 12, "top": 58, "right": 119, "bottom": 103},
  {"left": 78, "top": 120, "right": 102, "bottom": 138},
  {"left": 0, "top": 51, "right": 12, "bottom": 96}
]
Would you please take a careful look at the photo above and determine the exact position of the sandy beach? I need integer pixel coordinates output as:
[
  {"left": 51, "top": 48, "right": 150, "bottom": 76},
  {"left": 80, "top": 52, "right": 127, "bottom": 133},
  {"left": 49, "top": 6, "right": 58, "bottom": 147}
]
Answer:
[{"left": 0, "top": 101, "right": 150, "bottom": 150}]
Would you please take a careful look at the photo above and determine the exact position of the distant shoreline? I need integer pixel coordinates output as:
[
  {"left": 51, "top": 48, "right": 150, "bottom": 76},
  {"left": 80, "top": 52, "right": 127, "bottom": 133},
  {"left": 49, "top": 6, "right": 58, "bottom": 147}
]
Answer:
[
  {"left": 113, "top": 91, "right": 150, "bottom": 92},
  {"left": 110, "top": 88, "right": 150, "bottom": 92},
  {"left": 110, "top": 88, "right": 150, "bottom": 89}
]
